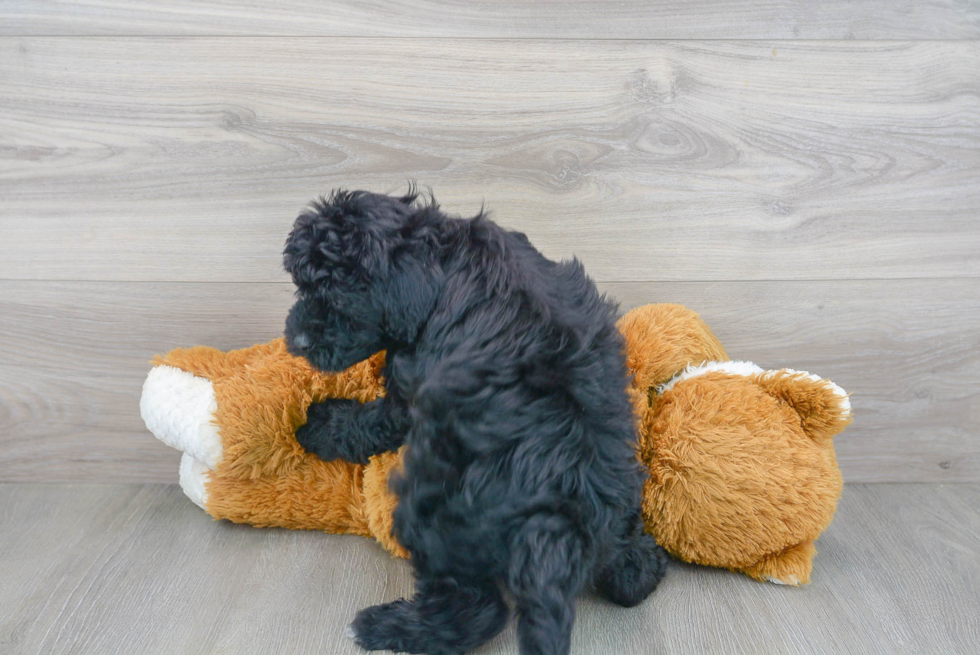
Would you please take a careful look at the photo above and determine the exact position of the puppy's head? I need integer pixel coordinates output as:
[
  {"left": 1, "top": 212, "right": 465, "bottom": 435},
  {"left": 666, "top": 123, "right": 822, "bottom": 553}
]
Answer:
[{"left": 283, "top": 188, "right": 445, "bottom": 372}]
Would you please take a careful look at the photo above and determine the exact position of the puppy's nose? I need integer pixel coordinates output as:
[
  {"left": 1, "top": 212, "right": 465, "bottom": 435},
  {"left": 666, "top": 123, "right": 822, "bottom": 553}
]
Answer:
[{"left": 291, "top": 333, "right": 311, "bottom": 350}]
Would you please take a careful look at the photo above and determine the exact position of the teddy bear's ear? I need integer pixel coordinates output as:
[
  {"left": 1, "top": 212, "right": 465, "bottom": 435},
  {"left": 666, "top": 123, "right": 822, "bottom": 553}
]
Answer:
[{"left": 756, "top": 369, "right": 853, "bottom": 445}]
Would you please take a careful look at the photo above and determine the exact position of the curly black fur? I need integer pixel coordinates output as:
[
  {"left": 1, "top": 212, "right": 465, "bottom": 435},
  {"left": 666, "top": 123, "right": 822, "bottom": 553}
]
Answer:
[{"left": 284, "top": 188, "right": 667, "bottom": 655}]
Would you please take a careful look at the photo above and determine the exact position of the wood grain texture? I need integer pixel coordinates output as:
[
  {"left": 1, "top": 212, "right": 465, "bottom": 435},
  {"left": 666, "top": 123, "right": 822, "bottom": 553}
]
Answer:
[
  {"left": 3, "top": 0, "right": 979, "bottom": 39},
  {"left": 1, "top": 279, "right": 976, "bottom": 484},
  {"left": 1, "top": 483, "right": 977, "bottom": 654},
  {"left": 1, "top": 39, "right": 978, "bottom": 283}
]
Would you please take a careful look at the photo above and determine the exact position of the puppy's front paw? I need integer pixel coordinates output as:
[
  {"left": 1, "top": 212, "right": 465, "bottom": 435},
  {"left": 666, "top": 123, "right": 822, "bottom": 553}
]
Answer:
[{"left": 294, "top": 398, "right": 357, "bottom": 461}]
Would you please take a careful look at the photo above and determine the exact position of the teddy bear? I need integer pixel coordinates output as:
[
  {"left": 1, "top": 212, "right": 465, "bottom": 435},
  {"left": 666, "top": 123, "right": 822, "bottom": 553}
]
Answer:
[
  {"left": 619, "top": 304, "right": 851, "bottom": 584},
  {"left": 140, "top": 303, "right": 851, "bottom": 584}
]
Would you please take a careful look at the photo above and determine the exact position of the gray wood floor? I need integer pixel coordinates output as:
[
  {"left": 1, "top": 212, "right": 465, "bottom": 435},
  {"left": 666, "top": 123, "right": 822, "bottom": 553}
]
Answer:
[{"left": 0, "top": 483, "right": 977, "bottom": 654}]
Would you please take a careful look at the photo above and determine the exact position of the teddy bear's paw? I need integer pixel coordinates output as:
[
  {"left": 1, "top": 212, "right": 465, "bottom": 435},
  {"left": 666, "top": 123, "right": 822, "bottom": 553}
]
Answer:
[
  {"left": 765, "top": 575, "right": 799, "bottom": 586},
  {"left": 178, "top": 452, "right": 211, "bottom": 510},
  {"left": 140, "top": 365, "right": 224, "bottom": 468},
  {"left": 741, "top": 541, "right": 815, "bottom": 586}
]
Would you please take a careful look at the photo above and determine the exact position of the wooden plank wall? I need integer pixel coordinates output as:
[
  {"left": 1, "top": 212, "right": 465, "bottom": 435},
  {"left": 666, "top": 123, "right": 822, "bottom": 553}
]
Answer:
[{"left": 1, "top": 2, "right": 978, "bottom": 483}]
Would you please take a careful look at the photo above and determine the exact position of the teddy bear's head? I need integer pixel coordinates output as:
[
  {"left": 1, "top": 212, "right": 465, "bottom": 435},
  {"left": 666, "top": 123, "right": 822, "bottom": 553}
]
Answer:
[{"left": 617, "top": 303, "right": 852, "bottom": 585}]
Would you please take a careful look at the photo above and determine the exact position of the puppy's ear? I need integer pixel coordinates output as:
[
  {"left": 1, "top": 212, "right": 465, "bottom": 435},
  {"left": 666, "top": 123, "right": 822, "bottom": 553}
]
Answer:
[
  {"left": 282, "top": 191, "right": 388, "bottom": 292},
  {"left": 373, "top": 197, "right": 446, "bottom": 343},
  {"left": 377, "top": 253, "right": 443, "bottom": 344}
]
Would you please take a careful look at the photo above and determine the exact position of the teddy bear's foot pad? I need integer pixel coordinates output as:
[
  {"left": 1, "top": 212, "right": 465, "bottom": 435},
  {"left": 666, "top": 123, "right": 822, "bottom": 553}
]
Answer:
[
  {"left": 140, "top": 365, "right": 224, "bottom": 468},
  {"left": 741, "top": 541, "right": 816, "bottom": 586},
  {"left": 178, "top": 453, "right": 211, "bottom": 510}
]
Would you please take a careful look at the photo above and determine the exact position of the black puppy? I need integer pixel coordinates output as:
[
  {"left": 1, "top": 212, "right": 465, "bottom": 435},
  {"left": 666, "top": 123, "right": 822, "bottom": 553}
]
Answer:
[{"left": 283, "top": 189, "right": 667, "bottom": 655}]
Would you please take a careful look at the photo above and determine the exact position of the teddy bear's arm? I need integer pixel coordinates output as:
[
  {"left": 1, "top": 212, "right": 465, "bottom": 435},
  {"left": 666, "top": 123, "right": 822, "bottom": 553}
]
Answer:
[
  {"left": 297, "top": 395, "right": 411, "bottom": 465},
  {"left": 617, "top": 304, "right": 728, "bottom": 393}
]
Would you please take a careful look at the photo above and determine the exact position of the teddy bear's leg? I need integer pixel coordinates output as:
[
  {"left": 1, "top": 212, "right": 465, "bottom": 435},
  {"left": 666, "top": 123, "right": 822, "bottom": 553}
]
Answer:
[
  {"left": 151, "top": 345, "right": 235, "bottom": 381},
  {"left": 142, "top": 342, "right": 409, "bottom": 556},
  {"left": 140, "top": 365, "right": 224, "bottom": 469},
  {"left": 203, "top": 457, "right": 374, "bottom": 537},
  {"left": 151, "top": 341, "right": 290, "bottom": 382},
  {"left": 178, "top": 452, "right": 212, "bottom": 510},
  {"left": 200, "top": 449, "right": 410, "bottom": 560},
  {"left": 739, "top": 540, "right": 816, "bottom": 586}
]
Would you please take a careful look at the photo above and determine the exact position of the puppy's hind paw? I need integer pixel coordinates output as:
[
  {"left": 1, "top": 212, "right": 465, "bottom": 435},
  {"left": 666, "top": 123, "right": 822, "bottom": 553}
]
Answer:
[
  {"left": 348, "top": 582, "right": 507, "bottom": 654},
  {"left": 596, "top": 532, "right": 669, "bottom": 607},
  {"left": 348, "top": 599, "right": 417, "bottom": 653}
]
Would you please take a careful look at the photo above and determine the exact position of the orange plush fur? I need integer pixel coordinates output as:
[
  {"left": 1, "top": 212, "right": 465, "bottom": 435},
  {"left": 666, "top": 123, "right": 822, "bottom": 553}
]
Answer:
[
  {"left": 148, "top": 304, "right": 851, "bottom": 583},
  {"left": 620, "top": 305, "right": 852, "bottom": 584},
  {"left": 154, "top": 340, "right": 407, "bottom": 558}
]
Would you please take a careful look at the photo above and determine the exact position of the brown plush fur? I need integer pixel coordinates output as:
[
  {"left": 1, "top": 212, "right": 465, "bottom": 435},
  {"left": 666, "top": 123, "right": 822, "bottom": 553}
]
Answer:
[
  {"left": 638, "top": 371, "right": 849, "bottom": 584},
  {"left": 619, "top": 304, "right": 730, "bottom": 392},
  {"left": 155, "top": 340, "right": 407, "bottom": 558},
  {"left": 620, "top": 304, "right": 850, "bottom": 583},
  {"left": 618, "top": 304, "right": 729, "bottom": 419},
  {"left": 151, "top": 304, "right": 850, "bottom": 583}
]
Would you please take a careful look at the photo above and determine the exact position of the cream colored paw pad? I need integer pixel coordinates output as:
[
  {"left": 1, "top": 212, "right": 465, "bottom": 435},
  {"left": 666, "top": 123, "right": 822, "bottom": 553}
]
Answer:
[
  {"left": 179, "top": 453, "right": 210, "bottom": 510},
  {"left": 140, "top": 365, "right": 223, "bottom": 468}
]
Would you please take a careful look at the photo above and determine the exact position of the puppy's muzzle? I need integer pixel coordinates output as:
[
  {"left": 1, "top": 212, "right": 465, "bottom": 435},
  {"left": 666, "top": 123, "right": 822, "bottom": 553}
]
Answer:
[{"left": 290, "top": 332, "right": 311, "bottom": 351}]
